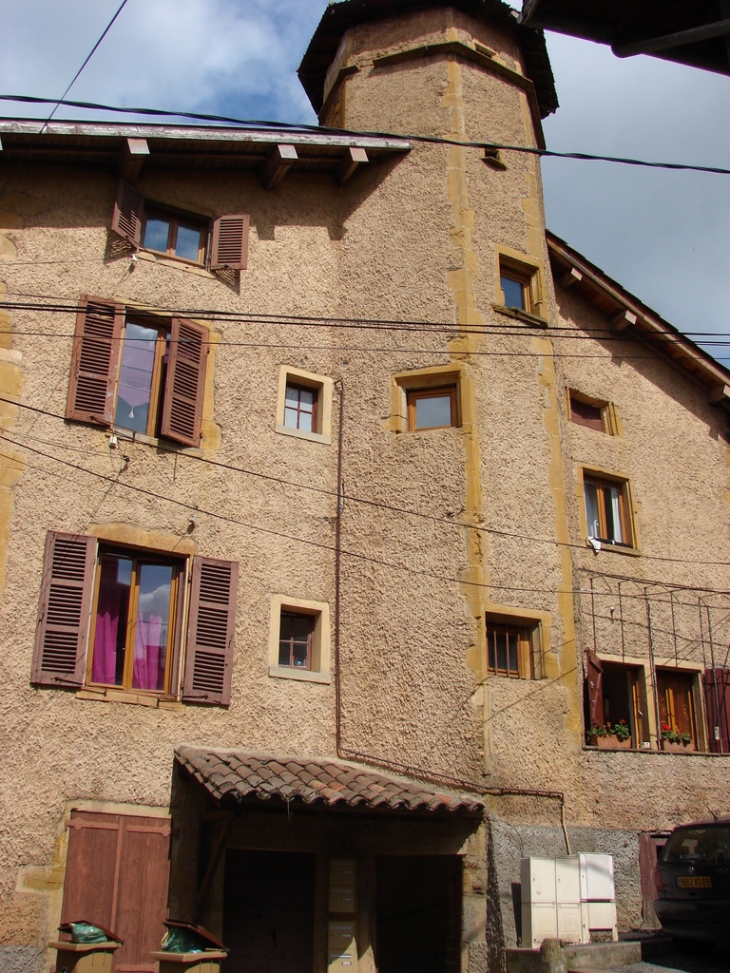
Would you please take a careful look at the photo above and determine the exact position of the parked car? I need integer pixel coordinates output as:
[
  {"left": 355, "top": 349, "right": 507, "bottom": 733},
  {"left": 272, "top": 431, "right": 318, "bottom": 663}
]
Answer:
[{"left": 654, "top": 820, "right": 730, "bottom": 944}]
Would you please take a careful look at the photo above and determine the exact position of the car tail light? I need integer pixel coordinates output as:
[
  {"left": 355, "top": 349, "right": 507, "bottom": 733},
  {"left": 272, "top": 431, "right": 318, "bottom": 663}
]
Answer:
[{"left": 654, "top": 866, "right": 664, "bottom": 895}]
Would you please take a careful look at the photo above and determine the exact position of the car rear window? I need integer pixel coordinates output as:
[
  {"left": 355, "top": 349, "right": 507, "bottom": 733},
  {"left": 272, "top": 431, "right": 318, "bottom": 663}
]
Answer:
[{"left": 662, "top": 825, "right": 730, "bottom": 863}]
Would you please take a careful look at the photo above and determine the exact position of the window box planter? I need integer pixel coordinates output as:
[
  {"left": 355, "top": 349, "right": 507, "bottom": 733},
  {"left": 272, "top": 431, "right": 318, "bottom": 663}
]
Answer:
[
  {"left": 660, "top": 739, "right": 695, "bottom": 753},
  {"left": 150, "top": 950, "right": 227, "bottom": 973},
  {"left": 49, "top": 940, "right": 121, "bottom": 973},
  {"left": 589, "top": 734, "right": 631, "bottom": 750}
]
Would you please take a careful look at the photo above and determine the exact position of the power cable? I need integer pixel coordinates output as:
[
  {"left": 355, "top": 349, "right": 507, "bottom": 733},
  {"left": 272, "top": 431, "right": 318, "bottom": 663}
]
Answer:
[
  {"left": 3, "top": 402, "right": 730, "bottom": 574},
  {"left": 3, "top": 298, "right": 730, "bottom": 354},
  {"left": 3, "top": 94, "right": 729, "bottom": 177},
  {"left": 40, "top": 1, "right": 132, "bottom": 131}
]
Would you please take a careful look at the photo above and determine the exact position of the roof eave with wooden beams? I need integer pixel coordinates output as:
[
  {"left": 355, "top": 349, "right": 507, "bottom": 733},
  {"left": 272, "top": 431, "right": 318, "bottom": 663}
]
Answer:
[
  {"left": 547, "top": 231, "right": 730, "bottom": 411},
  {"left": 0, "top": 120, "right": 411, "bottom": 188}
]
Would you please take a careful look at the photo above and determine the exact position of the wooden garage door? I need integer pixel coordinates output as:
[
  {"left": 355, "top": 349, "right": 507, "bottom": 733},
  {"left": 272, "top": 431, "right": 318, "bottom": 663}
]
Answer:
[{"left": 61, "top": 810, "right": 171, "bottom": 971}]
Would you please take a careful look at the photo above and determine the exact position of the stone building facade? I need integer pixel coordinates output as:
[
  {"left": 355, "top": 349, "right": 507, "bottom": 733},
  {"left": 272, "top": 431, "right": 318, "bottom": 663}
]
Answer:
[{"left": 1, "top": 1, "right": 729, "bottom": 971}]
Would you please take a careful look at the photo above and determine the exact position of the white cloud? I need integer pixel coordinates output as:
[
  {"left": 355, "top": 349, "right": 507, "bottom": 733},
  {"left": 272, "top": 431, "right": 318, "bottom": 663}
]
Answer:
[
  {"left": 0, "top": 0, "right": 322, "bottom": 120},
  {"left": 1, "top": 0, "right": 728, "bottom": 348}
]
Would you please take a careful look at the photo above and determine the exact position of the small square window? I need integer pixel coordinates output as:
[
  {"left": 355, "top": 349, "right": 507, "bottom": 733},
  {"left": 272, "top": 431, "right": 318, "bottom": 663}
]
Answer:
[
  {"left": 278, "top": 611, "right": 314, "bottom": 670},
  {"left": 569, "top": 392, "right": 618, "bottom": 434},
  {"left": 500, "top": 271, "right": 528, "bottom": 311},
  {"left": 407, "top": 387, "right": 457, "bottom": 431},
  {"left": 284, "top": 383, "right": 319, "bottom": 434},
  {"left": 583, "top": 474, "right": 633, "bottom": 547},
  {"left": 275, "top": 367, "right": 333, "bottom": 444},
  {"left": 570, "top": 395, "right": 604, "bottom": 432},
  {"left": 495, "top": 252, "right": 544, "bottom": 319},
  {"left": 268, "top": 595, "right": 331, "bottom": 684},
  {"left": 486, "top": 615, "right": 541, "bottom": 679}
]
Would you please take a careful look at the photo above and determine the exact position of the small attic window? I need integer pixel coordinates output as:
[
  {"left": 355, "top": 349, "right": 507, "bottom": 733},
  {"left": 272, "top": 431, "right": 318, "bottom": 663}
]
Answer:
[{"left": 568, "top": 392, "right": 619, "bottom": 435}]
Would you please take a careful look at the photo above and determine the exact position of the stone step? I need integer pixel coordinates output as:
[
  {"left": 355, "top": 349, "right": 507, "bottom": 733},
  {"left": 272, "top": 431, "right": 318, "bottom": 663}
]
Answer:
[
  {"left": 565, "top": 940, "right": 642, "bottom": 970},
  {"left": 507, "top": 939, "right": 642, "bottom": 973}
]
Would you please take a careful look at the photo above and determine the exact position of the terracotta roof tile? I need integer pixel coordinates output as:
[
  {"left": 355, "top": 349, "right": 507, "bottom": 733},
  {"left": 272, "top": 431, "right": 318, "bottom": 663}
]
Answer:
[{"left": 175, "top": 748, "right": 484, "bottom": 815}]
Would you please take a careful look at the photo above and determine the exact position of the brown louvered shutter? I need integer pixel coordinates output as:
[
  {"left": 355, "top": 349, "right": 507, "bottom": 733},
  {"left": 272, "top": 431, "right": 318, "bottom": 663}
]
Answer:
[
  {"left": 111, "top": 179, "right": 144, "bottom": 246},
  {"left": 703, "top": 668, "right": 730, "bottom": 753},
  {"left": 183, "top": 557, "right": 238, "bottom": 705},
  {"left": 32, "top": 532, "right": 96, "bottom": 687},
  {"left": 160, "top": 317, "right": 208, "bottom": 447},
  {"left": 66, "top": 298, "right": 124, "bottom": 426},
  {"left": 210, "top": 214, "right": 249, "bottom": 270},
  {"left": 585, "top": 650, "right": 604, "bottom": 729}
]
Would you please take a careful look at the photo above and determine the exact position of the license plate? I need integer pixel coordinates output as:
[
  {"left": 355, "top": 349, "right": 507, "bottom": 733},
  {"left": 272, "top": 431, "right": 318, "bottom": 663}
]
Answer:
[{"left": 677, "top": 876, "right": 712, "bottom": 889}]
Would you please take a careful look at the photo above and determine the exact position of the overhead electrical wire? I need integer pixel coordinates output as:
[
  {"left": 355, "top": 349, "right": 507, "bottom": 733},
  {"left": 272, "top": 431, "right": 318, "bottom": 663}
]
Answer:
[
  {"left": 3, "top": 297, "right": 730, "bottom": 351},
  {"left": 3, "top": 94, "right": 729, "bottom": 177},
  {"left": 3, "top": 396, "right": 730, "bottom": 573},
  {"left": 40, "top": 1, "right": 132, "bottom": 131}
]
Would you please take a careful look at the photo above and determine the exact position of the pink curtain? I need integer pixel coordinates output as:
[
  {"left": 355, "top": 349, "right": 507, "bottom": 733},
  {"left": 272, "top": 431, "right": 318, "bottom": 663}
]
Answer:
[
  {"left": 132, "top": 614, "right": 164, "bottom": 690},
  {"left": 91, "top": 582, "right": 122, "bottom": 684}
]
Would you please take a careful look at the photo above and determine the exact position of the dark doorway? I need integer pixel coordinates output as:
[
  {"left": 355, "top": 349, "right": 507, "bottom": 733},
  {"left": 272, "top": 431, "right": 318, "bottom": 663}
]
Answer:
[
  {"left": 223, "top": 850, "right": 316, "bottom": 973},
  {"left": 376, "top": 856, "right": 461, "bottom": 973}
]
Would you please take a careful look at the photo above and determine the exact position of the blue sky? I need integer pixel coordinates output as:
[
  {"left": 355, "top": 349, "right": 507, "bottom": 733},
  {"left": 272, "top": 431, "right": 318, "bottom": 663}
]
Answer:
[{"left": 1, "top": 0, "right": 728, "bottom": 349}]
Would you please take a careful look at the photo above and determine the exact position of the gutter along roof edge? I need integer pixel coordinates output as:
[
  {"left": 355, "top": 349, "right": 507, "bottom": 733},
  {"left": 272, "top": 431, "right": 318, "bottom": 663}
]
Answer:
[{"left": 547, "top": 230, "right": 730, "bottom": 397}]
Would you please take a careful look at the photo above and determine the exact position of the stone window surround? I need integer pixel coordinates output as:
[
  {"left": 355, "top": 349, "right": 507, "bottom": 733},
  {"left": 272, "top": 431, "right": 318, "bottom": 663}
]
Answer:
[
  {"left": 275, "top": 365, "right": 334, "bottom": 445},
  {"left": 268, "top": 594, "right": 331, "bottom": 684}
]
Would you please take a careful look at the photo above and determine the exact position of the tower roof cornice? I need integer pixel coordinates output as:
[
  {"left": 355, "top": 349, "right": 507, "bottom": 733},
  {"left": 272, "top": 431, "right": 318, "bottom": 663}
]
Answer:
[{"left": 299, "top": 0, "right": 558, "bottom": 118}]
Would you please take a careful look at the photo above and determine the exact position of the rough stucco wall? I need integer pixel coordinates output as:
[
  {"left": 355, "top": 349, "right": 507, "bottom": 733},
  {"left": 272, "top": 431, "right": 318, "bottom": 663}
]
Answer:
[{"left": 2, "top": 6, "right": 730, "bottom": 969}]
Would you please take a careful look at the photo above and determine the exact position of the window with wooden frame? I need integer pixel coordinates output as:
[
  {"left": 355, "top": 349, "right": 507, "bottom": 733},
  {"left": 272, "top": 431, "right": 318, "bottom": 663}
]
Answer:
[
  {"left": 657, "top": 669, "right": 698, "bottom": 750},
  {"left": 275, "top": 366, "right": 333, "bottom": 445},
  {"left": 494, "top": 251, "right": 545, "bottom": 320},
  {"left": 268, "top": 595, "right": 330, "bottom": 683},
  {"left": 499, "top": 267, "right": 530, "bottom": 312},
  {"left": 407, "top": 386, "right": 458, "bottom": 431},
  {"left": 278, "top": 611, "right": 315, "bottom": 670},
  {"left": 584, "top": 651, "right": 648, "bottom": 747},
  {"left": 583, "top": 473, "right": 633, "bottom": 547},
  {"left": 284, "top": 383, "right": 319, "bottom": 434},
  {"left": 142, "top": 208, "right": 208, "bottom": 264},
  {"left": 111, "top": 178, "right": 249, "bottom": 271},
  {"left": 486, "top": 618, "right": 538, "bottom": 679},
  {"left": 66, "top": 297, "right": 208, "bottom": 447},
  {"left": 31, "top": 531, "right": 238, "bottom": 705},
  {"left": 568, "top": 392, "right": 618, "bottom": 435}
]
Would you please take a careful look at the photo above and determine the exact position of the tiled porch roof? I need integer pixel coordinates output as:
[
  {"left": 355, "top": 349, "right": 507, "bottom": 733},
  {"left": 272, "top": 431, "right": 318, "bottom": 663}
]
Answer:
[{"left": 176, "top": 747, "right": 484, "bottom": 814}]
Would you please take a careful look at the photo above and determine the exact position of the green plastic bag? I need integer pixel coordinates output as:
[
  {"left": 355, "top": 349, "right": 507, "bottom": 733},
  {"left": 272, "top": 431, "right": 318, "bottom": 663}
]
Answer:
[
  {"left": 67, "top": 923, "right": 110, "bottom": 944},
  {"left": 160, "top": 926, "right": 209, "bottom": 954}
]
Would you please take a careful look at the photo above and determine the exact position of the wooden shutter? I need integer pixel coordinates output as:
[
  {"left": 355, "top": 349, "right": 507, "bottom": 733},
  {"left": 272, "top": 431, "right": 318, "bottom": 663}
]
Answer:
[
  {"left": 111, "top": 179, "right": 144, "bottom": 246},
  {"left": 66, "top": 298, "right": 124, "bottom": 425},
  {"left": 160, "top": 318, "right": 208, "bottom": 447},
  {"left": 32, "top": 532, "right": 96, "bottom": 688},
  {"left": 62, "top": 811, "right": 171, "bottom": 969},
  {"left": 115, "top": 816, "right": 172, "bottom": 967},
  {"left": 210, "top": 214, "right": 249, "bottom": 270},
  {"left": 703, "top": 668, "right": 730, "bottom": 753},
  {"left": 585, "top": 650, "right": 604, "bottom": 728},
  {"left": 62, "top": 811, "right": 120, "bottom": 929},
  {"left": 183, "top": 557, "right": 238, "bottom": 705}
]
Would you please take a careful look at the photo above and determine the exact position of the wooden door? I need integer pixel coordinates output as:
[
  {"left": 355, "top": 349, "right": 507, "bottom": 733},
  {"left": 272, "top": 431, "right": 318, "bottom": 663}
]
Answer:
[
  {"left": 223, "top": 850, "right": 316, "bottom": 973},
  {"left": 62, "top": 811, "right": 171, "bottom": 970}
]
